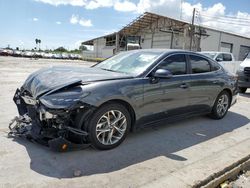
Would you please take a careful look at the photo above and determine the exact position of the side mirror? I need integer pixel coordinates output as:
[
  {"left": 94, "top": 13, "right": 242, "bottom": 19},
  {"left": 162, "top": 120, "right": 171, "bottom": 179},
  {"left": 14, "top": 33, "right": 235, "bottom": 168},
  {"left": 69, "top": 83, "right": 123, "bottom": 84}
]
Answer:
[
  {"left": 153, "top": 69, "right": 173, "bottom": 78},
  {"left": 216, "top": 57, "right": 223, "bottom": 62}
]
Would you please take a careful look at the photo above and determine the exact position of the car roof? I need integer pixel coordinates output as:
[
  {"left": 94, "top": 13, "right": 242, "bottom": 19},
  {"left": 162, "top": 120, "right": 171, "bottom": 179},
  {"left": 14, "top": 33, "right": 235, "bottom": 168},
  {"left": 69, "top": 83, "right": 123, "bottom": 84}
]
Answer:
[
  {"left": 201, "top": 51, "right": 232, "bottom": 54},
  {"left": 122, "top": 49, "right": 200, "bottom": 55}
]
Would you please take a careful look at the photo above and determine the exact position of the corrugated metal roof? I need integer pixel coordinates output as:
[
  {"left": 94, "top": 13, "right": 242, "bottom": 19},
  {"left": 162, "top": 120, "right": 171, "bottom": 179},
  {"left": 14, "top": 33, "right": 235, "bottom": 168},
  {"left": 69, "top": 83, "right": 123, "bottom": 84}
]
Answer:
[{"left": 82, "top": 12, "right": 250, "bottom": 45}]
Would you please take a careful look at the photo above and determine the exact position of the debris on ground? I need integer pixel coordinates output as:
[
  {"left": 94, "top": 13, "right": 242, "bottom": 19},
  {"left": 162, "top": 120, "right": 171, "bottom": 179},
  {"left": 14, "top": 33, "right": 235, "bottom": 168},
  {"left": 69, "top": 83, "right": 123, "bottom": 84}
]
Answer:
[
  {"left": 73, "top": 170, "right": 82, "bottom": 177},
  {"left": 220, "top": 170, "right": 250, "bottom": 188}
]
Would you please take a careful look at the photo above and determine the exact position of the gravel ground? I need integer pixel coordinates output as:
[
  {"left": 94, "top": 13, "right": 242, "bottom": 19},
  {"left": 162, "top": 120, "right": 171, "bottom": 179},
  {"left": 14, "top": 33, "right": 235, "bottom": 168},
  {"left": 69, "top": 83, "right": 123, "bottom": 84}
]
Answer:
[
  {"left": 0, "top": 56, "right": 250, "bottom": 188},
  {"left": 229, "top": 170, "right": 250, "bottom": 188}
]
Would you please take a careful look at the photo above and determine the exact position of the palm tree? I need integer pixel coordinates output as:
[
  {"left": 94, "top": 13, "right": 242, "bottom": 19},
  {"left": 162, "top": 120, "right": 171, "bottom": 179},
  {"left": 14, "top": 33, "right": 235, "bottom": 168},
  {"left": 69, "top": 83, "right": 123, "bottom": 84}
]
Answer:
[
  {"left": 35, "top": 38, "right": 38, "bottom": 51},
  {"left": 38, "top": 39, "right": 41, "bottom": 51},
  {"left": 35, "top": 38, "right": 41, "bottom": 51}
]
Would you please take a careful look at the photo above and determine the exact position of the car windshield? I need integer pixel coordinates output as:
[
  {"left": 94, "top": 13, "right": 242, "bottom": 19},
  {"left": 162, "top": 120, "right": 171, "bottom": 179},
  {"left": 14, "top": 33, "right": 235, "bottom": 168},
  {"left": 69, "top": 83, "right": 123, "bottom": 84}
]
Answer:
[
  {"left": 94, "top": 51, "right": 163, "bottom": 75},
  {"left": 246, "top": 53, "right": 250, "bottom": 59},
  {"left": 201, "top": 52, "right": 217, "bottom": 59}
]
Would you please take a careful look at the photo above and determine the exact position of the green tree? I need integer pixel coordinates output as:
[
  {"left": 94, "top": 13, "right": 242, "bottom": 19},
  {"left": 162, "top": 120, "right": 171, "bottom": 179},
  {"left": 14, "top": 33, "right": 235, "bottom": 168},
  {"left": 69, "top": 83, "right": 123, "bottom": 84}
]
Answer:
[
  {"left": 35, "top": 38, "right": 41, "bottom": 51},
  {"left": 54, "top": 47, "right": 67, "bottom": 53}
]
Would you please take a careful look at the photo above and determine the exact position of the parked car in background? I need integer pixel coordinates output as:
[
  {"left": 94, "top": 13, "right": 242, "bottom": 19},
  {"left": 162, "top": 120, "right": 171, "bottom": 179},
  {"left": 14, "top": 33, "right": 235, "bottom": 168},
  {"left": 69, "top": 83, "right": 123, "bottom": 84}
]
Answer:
[
  {"left": 23, "top": 51, "right": 34, "bottom": 58},
  {"left": 69, "top": 54, "right": 82, "bottom": 59},
  {"left": 201, "top": 51, "right": 235, "bottom": 62},
  {"left": 0, "top": 48, "right": 9, "bottom": 56},
  {"left": 33, "top": 52, "right": 43, "bottom": 58},
  {"left": 200, "top": 51, "right": 239, "bottom": 73},
  {"left": 62, "top": 53, "right": 69, "bottom": 59},
  {"left": 11, "top": 49, "right": 238, "bottom": 151},
  {"left": 1, "top": 49, "right": 14, "bottom": 56},
  {"left": 237, "top": 53, "right": 250, "bottom": 93},
  {"left": 12, "top": 50, "right": 22, "bottom": 57},
  {"left": 43, "top": 53, "right": 53, "bottom": 59}
]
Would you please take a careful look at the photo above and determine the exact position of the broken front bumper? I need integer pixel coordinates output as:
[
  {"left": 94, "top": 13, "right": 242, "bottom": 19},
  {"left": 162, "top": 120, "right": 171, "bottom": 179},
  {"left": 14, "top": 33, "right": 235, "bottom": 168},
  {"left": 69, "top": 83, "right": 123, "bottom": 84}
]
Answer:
[{"left": 9, "top": 88, "right": 91, "bottom": 152}]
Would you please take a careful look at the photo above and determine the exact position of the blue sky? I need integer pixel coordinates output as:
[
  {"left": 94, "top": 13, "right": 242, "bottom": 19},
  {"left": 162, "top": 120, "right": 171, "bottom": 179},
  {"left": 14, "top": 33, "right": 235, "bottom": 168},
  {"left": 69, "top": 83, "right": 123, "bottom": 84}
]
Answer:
[{"left": 0, "top": 0, "right": 249, "bottom": 50}]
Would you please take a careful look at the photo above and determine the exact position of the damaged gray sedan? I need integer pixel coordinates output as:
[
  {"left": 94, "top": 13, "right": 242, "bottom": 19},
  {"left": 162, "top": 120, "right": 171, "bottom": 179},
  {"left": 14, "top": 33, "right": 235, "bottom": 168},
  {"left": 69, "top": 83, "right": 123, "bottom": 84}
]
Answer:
[{"left": 9, "top": 49, "right": 238, "bottom": 151}]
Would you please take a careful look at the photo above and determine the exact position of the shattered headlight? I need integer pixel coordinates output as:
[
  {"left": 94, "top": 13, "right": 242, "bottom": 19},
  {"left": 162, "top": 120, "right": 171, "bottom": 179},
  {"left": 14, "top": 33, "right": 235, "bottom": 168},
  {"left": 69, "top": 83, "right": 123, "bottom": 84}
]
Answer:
[
  {"left": 40, "top": 90, "right": 90, "bottom": 109},
  {"left": 39, "top": 106, "right": 57, "bottom": 120}
]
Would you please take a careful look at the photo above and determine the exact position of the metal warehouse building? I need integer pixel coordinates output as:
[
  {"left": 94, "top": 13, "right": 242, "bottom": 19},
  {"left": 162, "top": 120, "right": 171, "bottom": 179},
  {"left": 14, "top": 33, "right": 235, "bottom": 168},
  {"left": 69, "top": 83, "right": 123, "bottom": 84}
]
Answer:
[{"left": 82, "top": 12, "right": 250, "bottom": 61}]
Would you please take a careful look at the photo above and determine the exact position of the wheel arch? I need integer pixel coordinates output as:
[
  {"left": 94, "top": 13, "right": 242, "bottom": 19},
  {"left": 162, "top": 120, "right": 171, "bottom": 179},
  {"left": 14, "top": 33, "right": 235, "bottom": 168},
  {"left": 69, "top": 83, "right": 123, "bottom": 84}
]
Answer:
[
  {"left": 211, "top": 88, "right": 232, "bottom": 110},
  {"left": 222, "top": 88, "right": 232, "bottom": 104}
]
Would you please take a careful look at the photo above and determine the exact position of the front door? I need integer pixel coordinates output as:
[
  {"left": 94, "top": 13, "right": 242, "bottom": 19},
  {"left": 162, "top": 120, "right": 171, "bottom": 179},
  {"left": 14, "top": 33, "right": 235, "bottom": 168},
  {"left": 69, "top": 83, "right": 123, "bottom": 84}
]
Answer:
[{"left": 140, "top": 54, "right": 191, "bottom": 124}]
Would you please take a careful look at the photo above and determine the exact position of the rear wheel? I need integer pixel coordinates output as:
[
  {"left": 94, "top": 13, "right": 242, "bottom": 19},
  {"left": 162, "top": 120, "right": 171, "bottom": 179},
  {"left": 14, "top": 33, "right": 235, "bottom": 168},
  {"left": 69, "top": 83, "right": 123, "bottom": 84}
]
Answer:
[
  {"left": 87, "top": 103, "right": 131, "bottom": 150},
  {"left": 210, "top": 91, "right": 230, "bottom": 119},
  {"left": 239, "top": 87, "right": 247, "bottom": 93}
]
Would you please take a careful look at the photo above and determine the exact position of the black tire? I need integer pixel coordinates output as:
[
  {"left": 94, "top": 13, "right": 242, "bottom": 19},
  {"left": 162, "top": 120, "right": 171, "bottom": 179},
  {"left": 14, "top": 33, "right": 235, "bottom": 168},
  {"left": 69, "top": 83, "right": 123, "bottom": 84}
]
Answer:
[
  {"left": 209, "top": 91, "right": 231, "bottom": 120},
  {"left": 86, "top": 103, "right": 131, "bottom": 150},
  {"left": 239, "top": 87, "right": 247, "bottom": 93}
]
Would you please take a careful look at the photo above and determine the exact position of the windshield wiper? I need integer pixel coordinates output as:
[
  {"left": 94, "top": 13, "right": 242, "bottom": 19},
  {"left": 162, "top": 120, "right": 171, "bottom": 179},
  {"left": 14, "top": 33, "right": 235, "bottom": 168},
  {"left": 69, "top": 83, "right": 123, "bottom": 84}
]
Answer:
[{"left": 100, "top": 68, "right": 126, "bottom": 74}]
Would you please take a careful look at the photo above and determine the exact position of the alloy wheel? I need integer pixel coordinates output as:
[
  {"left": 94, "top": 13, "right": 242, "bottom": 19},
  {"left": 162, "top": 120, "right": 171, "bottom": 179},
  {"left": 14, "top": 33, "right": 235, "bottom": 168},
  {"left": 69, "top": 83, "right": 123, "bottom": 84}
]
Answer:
[
  {"left": 96, "top": 110, "right": 127, "bottom": 145},
  {"left": 216, "top": 94, "right": 229, "bottom": 117}
]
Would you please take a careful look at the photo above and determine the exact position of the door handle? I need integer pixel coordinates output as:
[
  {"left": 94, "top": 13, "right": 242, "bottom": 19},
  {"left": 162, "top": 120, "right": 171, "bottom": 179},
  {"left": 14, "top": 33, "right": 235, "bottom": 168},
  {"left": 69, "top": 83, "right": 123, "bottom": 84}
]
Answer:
[
  {"left": 180, "top": 83, "right": 188, "bottom": 89},
  {"left": 213, "top": 80, "right": 219, "bottom": 84}
]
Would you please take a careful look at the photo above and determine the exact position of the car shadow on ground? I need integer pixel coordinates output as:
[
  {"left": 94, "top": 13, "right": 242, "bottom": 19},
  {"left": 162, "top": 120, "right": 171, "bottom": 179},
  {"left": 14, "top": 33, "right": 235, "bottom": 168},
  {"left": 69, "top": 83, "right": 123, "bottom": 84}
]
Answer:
[{"left": 10, "top": 111, "right": 249, "bottom": 178}]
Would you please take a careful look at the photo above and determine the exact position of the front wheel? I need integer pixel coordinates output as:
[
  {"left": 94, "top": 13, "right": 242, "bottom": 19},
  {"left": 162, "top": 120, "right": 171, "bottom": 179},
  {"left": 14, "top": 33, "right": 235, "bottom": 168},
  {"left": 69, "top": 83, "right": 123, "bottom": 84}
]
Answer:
[
  {"left": 209, "top": 91, "right": 230, "bottom": 119},
  {"left": 87, "top": 103, "right": 131, "bottom": 150}
]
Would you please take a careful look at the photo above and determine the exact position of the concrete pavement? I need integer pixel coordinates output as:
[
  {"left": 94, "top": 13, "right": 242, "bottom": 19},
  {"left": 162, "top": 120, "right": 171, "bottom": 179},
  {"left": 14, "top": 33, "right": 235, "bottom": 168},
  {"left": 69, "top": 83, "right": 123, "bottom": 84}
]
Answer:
[{"left": 0, "top": 56, "right": 250, "bottom": 188}]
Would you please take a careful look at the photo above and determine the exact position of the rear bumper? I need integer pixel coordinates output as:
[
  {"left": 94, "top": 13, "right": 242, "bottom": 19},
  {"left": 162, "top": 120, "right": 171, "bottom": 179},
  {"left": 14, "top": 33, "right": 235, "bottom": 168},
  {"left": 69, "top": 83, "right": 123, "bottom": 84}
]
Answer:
[
  {"left": 231, "top": 93, "right": 237, "bottom": 107},
  {"left": 237, "top": 70, "right": 250, "bottom": 88}
]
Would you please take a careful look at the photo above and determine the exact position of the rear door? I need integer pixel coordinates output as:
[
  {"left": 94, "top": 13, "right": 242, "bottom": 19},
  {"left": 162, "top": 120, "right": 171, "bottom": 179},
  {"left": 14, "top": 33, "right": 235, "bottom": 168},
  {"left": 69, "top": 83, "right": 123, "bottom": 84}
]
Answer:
[{"left": 187, "top": 54, "right": 222, "bottom": 112}]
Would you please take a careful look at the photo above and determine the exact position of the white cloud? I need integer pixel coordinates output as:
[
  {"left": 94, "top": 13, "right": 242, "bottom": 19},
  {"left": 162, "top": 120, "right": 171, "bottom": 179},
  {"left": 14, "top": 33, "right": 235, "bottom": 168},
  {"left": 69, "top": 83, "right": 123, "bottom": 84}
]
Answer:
[
  {"left": 56, "top": 21, "right": 61, "bottom": 24},
  {"left": 34, "top": 0, "right": 87, "bottom": 6},
  {"left": 70, "top": 14, "right": 79, "bottom": 24},
  {"left": 35, "top": 0, "right": 114, "bottom": 9},
  {"left": 137, "top": 0, "right": 182, "bottom": 17},
  {"left": 70, "top": 14, "right": 93, "bottom": 27},
  {"left": 33, "top": 17, "right": 39, "bottom": 21},
  {"left": 134, "top": 0, "right": 250, "bottom": 37},
  {"left": 79, "top": 18, "right": 93, "bottom": 27},
  {"left": 181, "top": 2, "right": 250, "bottom": 36},
  {"left": 85, "top": 0, "right": 114, "bottom": 9},
  {"left": 114, "top": 1, "right": 137, "bottom": 12},
  {"left": 34, "top": 0, "right": 250, "bottom": 36}
]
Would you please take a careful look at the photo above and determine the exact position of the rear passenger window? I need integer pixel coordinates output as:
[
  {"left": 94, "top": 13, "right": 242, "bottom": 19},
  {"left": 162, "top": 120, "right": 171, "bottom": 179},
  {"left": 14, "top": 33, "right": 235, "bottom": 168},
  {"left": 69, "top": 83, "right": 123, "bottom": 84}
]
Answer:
[
  {"left": 190, "top": 55, "right": 211, "bottom": 74},
  {"left": 210, "top": 61, "right": 221, "bottom": 71},
  {"left": 222, "top": 54, "right": 232, "bottom": 61}
]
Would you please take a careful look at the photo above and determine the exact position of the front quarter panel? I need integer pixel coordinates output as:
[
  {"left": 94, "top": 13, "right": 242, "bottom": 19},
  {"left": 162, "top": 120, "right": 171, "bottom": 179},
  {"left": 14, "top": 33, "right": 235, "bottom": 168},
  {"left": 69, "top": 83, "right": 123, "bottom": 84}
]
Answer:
[{"left": 79, "top": 79, "right": 144, "bottom": 118}]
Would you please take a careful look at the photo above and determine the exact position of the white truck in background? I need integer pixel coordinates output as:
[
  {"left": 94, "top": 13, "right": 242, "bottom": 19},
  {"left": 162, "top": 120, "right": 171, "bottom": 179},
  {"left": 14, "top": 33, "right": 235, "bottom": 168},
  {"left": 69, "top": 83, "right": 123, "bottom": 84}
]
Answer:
[
  {"left": 236, "top": 53, "right": 250, "bottom": 93},
  {"left": 200, "top": 51, "right": 241, "bottom": 74}
]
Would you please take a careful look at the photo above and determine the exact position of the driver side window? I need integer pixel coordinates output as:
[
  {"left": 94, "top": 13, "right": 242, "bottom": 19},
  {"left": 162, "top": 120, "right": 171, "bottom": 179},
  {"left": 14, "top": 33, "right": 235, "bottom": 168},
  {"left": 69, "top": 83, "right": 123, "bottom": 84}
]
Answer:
[{"left": 157, "top": 54, "right": 187, "bottom": 75}]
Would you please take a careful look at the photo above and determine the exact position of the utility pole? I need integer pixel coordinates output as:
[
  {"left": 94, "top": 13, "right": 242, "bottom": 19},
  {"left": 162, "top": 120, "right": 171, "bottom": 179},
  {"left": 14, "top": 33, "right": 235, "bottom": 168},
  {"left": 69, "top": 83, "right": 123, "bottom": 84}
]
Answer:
[
  {"left": 180, "top": 0, "right": 183, "bottom": 20},
  {"left": 189, "top": 8, "right": 195, "bottom": 51}
]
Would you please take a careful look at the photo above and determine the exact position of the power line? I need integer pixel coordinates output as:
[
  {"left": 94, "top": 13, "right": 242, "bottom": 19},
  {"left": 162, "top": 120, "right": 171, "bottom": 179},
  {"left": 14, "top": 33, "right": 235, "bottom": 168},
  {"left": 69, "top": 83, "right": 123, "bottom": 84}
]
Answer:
[
  {"left": 200, "top": 18, "right": 250, "bottom": 27},
  {"left": 195, "top": 10, "right": 250, "bottom": 27},
  {"left": 199, "top": 13, "right": 250, "bottom": 23},
  {"left": 200, "top": 15, "right": 250, "bottom": 25}
]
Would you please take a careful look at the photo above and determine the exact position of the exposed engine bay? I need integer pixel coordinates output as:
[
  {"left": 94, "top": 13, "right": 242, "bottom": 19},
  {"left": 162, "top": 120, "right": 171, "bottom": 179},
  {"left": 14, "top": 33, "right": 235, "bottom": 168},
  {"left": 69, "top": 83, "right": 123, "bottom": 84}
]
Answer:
[{"left": 9, "top": 88, "right": 93, "bottom": 151}]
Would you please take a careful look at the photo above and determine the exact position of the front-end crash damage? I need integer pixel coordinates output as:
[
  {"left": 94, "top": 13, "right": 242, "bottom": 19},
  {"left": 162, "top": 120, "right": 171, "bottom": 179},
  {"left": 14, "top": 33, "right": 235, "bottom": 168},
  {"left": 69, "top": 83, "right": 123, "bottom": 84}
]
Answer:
[{"left": 9, "top": 85, "right": 96, "bottom": 151}]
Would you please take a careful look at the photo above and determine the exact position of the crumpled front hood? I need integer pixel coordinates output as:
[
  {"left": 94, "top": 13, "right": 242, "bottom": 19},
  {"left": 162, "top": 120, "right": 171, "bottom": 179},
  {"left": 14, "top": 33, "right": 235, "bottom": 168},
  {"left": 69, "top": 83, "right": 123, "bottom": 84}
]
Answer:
[{"left": 22, "top": 66, "right": 132, "bottom": 98}]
